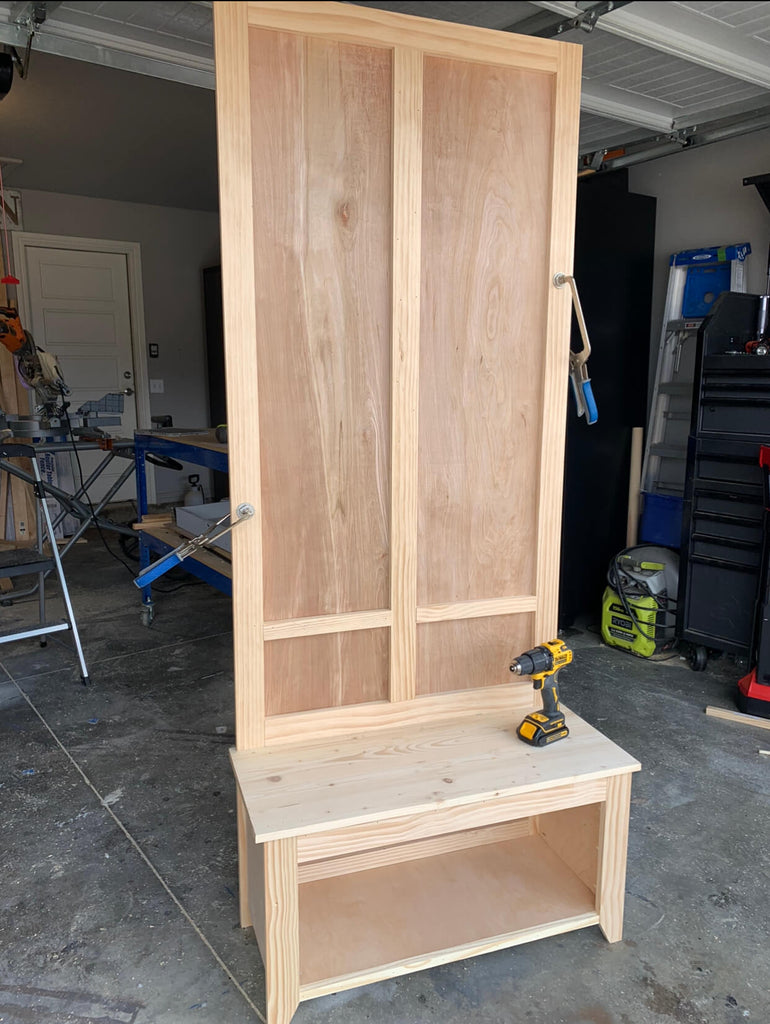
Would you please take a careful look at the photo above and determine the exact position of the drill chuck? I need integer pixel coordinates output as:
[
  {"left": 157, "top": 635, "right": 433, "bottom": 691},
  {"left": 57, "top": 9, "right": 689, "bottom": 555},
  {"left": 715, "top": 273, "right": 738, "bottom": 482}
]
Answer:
[{"left": 509, "top": 646, "right": 554, "bottom": 677}]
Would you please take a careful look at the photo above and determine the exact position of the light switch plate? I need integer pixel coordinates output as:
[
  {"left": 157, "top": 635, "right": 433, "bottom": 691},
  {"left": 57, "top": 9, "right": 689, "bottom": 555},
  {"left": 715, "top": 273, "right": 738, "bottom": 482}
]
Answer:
[{"left": 150, "top": 379, "right": 164, "bottom": 394}]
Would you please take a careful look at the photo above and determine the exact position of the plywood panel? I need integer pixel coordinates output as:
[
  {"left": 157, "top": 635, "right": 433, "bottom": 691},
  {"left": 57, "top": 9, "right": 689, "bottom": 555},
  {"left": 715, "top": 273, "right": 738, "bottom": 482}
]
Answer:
[
  {"left": 416, "top": 613, "right": 535, "bottom": 695},
  {"left": 418, "top": 56, "right": 554, "bottom": 606},
  {"left": 249, "top": 27, "right": 392, "bottom": 622},
  {"left": 536, "top": 802, "right": 601, "bottom": 894},
  {"left": 298, "top": 835, "right": 595, "bottom": 986},
  {"left": 265, "top": 628, "right": 389, "bottom": 716}
]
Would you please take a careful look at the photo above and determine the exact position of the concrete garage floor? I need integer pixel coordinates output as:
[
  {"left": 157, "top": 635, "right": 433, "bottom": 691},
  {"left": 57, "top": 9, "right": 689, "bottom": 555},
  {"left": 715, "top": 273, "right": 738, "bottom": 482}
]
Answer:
[{"left": 1, "top": 535, "right": 769, "bottom": 1024}]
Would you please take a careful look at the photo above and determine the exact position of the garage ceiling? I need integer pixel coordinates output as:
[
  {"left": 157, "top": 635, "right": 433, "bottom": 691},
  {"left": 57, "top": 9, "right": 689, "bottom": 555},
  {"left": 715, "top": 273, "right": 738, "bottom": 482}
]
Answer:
[{"left": 1, "top": 1, "right": 770, "bottom": 208}]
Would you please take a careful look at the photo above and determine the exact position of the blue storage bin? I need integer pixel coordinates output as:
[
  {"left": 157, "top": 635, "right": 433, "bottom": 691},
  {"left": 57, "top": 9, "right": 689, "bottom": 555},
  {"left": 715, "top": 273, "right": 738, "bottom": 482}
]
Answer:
[{"left": 639, "top": 492, "right": 683, "bottom": 548}]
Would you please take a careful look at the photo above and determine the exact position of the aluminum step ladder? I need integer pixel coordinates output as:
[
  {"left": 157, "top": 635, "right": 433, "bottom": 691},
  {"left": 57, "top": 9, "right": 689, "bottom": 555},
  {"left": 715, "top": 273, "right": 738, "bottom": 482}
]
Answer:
[{"left": 642, "top": 243, "right": 751, "bottom": 502}]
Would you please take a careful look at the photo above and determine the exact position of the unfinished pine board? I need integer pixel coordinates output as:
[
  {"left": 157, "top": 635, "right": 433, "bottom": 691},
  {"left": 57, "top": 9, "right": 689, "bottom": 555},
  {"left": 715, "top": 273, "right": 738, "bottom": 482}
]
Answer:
[
  {"left": 263, "top": 609, "right": 391, "bottom": 641},
  {"left": 706, "top": 705, "right": 770, "bottom": 731},
  {"left": 297, "top": 835, "right": 597, "bottom": 989},
  {"left": 534, "top": 41, "right": 582, "bottom": 641},
  {"left": 417, "top": 613, "right": 536, "bottom": 695},
  {"left": 232, "top": 707, "right": 639, "bottom": 844},
  {"left": 297, "top": 777, "right": 607, "bottom": 861},
  {"left": 264, "top": 839, "right": 300, "bottom": 1024},
  {"left": 250, "top": 26, "right": 391, "bottom": 627},
  {"left": 417, "top": 56, "right": 551, "bottom": 609},
  {"left": 596, "top": 773, "right": 632, "bottom": 943},
  {"left": 245, "top": 2, "right": 560, "bottom": 72},
  {"left": 264, "top": 628, "right": 389, "bottom": 716},
  {"left": 297, "top": 819, "right": 532, "bottom": 882},
  {"left": 416, "top": 595, "right": 537, "bottom": 622},
  {"left": 388, "top": 44, "right": 422, "bottom": 704},
  {"left": 214, "top": 0, "right": 264, "bottom": 752},
  {"left": 264, "top": 682, "right": 534, "bottom": 746}
]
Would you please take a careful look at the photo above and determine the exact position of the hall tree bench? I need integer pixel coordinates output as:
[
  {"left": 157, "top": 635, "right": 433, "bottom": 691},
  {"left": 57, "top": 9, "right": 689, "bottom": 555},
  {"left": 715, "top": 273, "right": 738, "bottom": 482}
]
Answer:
[{"left": 213, "top": 3, "right": 640, "bottom": 1022}]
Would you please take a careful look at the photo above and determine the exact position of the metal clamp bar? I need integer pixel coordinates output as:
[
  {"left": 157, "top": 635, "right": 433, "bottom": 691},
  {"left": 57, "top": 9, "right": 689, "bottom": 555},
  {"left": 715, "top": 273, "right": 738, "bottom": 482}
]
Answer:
[
  {"left": 133, "top": 503, "right": 255, "bottom": 589},
  {"left": 554, "top": 272, "right": 598, "bottom": 425}
]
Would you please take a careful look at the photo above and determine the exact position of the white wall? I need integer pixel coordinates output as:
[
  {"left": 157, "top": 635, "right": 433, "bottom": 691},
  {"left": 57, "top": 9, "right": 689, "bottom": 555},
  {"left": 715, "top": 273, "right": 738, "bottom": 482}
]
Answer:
[
  {"left": 629, "top": 128, "right": 770, "bottom": 384},
  {"left": 17, "top": 189, "right": 221, "bottom": 502}
]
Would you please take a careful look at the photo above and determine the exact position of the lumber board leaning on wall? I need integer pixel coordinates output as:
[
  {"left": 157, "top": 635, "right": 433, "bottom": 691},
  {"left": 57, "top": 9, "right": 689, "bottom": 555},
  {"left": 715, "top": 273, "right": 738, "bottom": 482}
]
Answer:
[{"left": 0, "top": 259, "right": 37, "bottom": 548}]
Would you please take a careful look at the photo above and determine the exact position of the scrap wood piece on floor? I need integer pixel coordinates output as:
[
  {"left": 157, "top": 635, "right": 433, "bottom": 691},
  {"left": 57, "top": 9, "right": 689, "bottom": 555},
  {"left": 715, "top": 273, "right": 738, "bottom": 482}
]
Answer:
[{"left": 705, "top": 705, "right": 770, "bottom": 732}]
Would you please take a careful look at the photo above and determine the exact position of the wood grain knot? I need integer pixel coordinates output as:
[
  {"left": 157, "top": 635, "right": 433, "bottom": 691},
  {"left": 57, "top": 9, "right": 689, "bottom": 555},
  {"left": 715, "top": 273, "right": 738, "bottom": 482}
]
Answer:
[{"left": 337, "top": 199, "right": 353, "bottom": 227}]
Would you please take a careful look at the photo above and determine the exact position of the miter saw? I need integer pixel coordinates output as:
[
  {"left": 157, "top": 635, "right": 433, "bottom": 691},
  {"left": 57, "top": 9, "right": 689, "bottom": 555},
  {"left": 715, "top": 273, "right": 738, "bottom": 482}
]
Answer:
[{"left": 0, "top": 306, "right": 123, "bottom": 438}]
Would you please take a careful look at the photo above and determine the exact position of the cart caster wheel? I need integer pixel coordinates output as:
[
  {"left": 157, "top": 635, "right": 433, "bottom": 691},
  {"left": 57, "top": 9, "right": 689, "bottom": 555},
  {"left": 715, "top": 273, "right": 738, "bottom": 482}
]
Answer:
[
  {"left": 39, "top": 639, "right": 47, "bottom": 648},
  {"left": 1, "top": 599, "right": 13, "bottom": 607},
  {"left": 140, "top": 605, "right": 155, "bottom": 627},
  {"left": 688, "top": 645, "right": 708, "bottom": 672}
]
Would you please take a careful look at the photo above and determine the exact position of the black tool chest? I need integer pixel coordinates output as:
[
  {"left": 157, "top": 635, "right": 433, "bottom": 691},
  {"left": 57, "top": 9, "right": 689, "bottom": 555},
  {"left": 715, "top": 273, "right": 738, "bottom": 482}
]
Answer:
[{"left": 678, "top": 292, "right": 770, "bottom": 656}]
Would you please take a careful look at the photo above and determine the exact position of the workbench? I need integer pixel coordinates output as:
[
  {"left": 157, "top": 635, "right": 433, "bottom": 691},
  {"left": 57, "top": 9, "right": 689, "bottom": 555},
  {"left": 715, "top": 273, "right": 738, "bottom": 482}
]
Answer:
[{"left": 133, "top": 430, "right": 230, "bottom": 622}]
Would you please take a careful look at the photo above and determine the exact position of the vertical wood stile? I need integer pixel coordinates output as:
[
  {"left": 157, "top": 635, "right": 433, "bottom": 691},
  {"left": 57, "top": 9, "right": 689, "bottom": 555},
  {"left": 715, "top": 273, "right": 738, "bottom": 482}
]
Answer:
[
  {"left": 264, "top": 838, "right": 300, "bottom": 1023},
  {"left": 389, "top": 46, "right": 422, "bottom": 703},
  {"left": 534, "top": 44, "right": 582, "bottom": 642},
  {"left": 597, "top": 773, "right": 632, "bottom": 942},
  {"left": 213, "top": 3, "right": 265, "bottom": 749}
]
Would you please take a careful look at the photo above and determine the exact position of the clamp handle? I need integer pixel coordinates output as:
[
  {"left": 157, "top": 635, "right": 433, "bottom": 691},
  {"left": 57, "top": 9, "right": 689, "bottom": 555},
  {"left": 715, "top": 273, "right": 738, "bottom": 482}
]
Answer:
[
  {"left": 555, "top": 272, "right": 598, "bottom": 425},
  {"left": 134, "top": 550, "right": 183, "bottom": 587}
]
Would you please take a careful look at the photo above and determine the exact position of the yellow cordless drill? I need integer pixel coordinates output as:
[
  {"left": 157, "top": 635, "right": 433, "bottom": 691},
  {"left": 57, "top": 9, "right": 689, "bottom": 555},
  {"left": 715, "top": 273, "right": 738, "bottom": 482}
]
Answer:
[{"left": 510, "top": 638, "right": 572, "bottom": 747}]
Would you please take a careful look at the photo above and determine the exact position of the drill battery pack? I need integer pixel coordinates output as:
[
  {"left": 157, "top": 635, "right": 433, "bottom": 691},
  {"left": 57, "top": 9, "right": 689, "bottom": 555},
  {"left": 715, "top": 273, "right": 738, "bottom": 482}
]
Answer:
[{"left": 601, "top": 586, "right": 664, "bottom": 658}]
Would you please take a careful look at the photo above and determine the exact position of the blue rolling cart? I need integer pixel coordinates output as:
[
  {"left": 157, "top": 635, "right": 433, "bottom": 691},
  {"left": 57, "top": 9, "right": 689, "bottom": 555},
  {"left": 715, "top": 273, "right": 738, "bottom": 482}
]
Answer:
[{"left": 134, "top": 430, "right": 230, "bottom": 624}]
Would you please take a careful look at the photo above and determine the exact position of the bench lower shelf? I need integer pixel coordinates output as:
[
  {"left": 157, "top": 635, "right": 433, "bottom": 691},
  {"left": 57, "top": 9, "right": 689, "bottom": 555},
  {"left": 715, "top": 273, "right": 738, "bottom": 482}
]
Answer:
[{"left": 298, "top": 831, "right": 598, "bottom": 995}]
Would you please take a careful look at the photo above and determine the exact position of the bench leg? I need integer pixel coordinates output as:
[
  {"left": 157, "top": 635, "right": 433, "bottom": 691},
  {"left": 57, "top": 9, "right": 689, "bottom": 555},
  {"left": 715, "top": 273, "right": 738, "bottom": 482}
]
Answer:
[
  {"left": 597, "top": 773, "right": 632, "bottom": 943},
  {"left": 264, "top": 837, "right": 300, "bottom": 1024},
  {"left": 236, "top": 792, "right": 253, "bottom": 929}
]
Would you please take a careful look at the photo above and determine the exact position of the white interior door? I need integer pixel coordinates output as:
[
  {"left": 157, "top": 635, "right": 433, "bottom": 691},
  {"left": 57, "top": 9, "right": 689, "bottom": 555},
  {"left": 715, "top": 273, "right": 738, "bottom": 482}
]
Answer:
[{"left": 18, "top": 245, "right": 139, "bottom": 502}]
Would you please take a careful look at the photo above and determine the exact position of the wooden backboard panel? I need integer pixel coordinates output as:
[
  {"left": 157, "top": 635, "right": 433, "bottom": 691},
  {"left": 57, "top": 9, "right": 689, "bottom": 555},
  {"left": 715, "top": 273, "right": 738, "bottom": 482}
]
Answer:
[
  {"left": 215, "top": 2, "right": 581, "bottom": 747},
  {"left": 249, "top": 27, "right": 392, "bottom": 621},
  {"left": 418, "top": 56, "right": 553, "bottom": 608},
  {"left": 265, "top": 629, "right": 389, "bottom": 715},
  {"left": 417, "top": 614, "right": 535, "bottom": 696}
]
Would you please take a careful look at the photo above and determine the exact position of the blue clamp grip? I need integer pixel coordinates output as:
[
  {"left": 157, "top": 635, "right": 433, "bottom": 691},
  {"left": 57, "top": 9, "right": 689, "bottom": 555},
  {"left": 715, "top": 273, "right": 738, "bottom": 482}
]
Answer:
[
  {"left": 581, "top": 379, "right": 598, "bottom": 425},
  {"left": 134, "top": 550, "right": 183, "bottom": 588}
]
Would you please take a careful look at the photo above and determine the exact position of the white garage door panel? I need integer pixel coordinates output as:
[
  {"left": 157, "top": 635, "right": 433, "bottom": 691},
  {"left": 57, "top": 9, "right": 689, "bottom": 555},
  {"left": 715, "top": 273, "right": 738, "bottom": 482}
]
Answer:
[{"left": 40, "top": 263, "right": 116, "bottom": 302}]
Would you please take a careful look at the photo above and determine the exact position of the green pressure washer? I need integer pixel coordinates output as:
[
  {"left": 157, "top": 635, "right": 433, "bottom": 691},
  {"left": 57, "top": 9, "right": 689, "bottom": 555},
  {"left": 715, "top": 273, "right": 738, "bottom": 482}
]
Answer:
[{"left": 601, "top": 545, "right": 679, "bottom": 658}]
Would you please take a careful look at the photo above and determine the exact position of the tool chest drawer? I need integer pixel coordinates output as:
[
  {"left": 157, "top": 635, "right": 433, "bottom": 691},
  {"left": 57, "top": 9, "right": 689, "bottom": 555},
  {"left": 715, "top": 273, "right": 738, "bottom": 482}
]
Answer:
[{"left": 697, "top": 358, "right": 770, "bottom": 439}]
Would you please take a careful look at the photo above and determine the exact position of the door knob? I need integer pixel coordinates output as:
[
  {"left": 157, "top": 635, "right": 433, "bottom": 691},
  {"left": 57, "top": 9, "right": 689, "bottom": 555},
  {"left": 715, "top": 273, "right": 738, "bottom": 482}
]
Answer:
[{"left": 123, "top": 387, "right": 134, "bottom": 396}]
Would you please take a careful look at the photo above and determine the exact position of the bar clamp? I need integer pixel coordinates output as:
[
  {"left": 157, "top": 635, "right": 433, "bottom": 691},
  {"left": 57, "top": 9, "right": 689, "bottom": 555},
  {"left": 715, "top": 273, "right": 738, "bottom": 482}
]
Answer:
[
  {"left": 134, "top": 503, "right": 255, "bottom": 589},
  {"left": 555, "top": 272, "right": 598, "bottom": 425}
]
